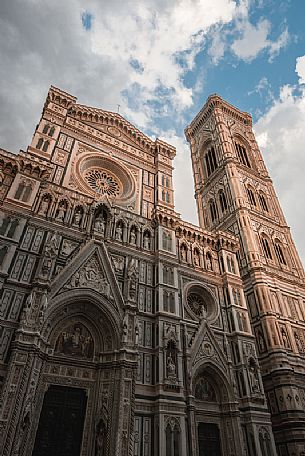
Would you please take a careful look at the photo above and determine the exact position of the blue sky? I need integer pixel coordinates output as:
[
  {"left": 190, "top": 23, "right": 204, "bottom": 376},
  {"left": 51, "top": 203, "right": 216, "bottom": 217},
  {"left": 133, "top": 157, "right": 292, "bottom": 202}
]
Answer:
[{"left": 0, "top": 0, "right": 305, "bottom": 262}]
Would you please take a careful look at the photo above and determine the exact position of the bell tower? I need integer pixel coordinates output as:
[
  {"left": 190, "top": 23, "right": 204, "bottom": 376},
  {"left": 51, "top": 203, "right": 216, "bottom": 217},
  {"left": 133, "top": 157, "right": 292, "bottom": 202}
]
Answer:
[{"left": 186, "top": 95, "right": 305, "bottom": 456}]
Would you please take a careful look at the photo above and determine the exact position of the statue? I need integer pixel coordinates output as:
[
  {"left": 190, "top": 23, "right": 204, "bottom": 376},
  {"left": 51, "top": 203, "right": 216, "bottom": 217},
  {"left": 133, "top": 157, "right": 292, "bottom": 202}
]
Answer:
[
  {"left": 115, "top": 224, "right": 123, "bottom": 241},
  {"left": 166, "top": 354, "right": 176, "bottom": 379},
  {"left": 181, "top": 246, "right": 187, "bottom": 261},
  {"left": 248, "top": 361, "right": 260, "bottom": 393},
  {"left": 73, "top": 208, "right": 82, "bottom": 226},
  {"left": 94, "top": 214, "right": 105, "bottom": 234},
  {"left": 130, "top": 228, "right": 136, "bottom": 245},
  {"left": 40, "top": 233, "right": 60, "bottom": 278},
  {"left": 56, "top": 204, "right": 66, "bottom": 222},
  {"left": 206, "top": 254, "right": 213, "bottom": 271},
  {"left": 193, "top": 250, "right": 200, "bottom": 266},
  {"left": 143, "top": 232, "right": 150, "bottom": 250},
  {"left": 127, "top": 260, "right": 138, "bottom": 300},
  {"left": 39, "top": 197, "right": 49, "bottom": 216},
  {"left": 122, "top": 314, "right": 128, "bottom": 344}
]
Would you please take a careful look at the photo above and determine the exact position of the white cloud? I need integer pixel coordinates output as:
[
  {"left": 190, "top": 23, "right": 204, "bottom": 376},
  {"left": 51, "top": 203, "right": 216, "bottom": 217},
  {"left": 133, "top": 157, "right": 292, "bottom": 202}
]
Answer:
[
  {"left": 268, "top": 28, "right": 289, "bottom": 62},
  {"left": 0, "top": 0, "right": 238, "bottom": 150},
  {"left": 232, "top": 18, "right": 271, "bottom": 61},
  {"left": 296, "top": 55, "right": 305, "bottom": 84},
  {"left": 254, "top": 83, "right": 305, "bottom": 265},
  {"left": 231, "top": 18, "right": 289, "bottom": 62}
]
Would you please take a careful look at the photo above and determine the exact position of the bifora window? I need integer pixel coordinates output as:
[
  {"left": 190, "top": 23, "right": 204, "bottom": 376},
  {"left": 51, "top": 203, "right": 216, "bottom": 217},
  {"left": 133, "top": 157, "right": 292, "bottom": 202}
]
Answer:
[
  {"left": 247, "top": 187, "right": 256, "bottom": 207},
  {"left": 261, "top": 237, "right": 273, "bottom": 260},
  {"left": 258, "top": 193, "right": 268, "bottom": 212},
  {"left": 235, "top": 142, "right": 251, "bottom": 167},
  {"left": 274, "top": 242, "right": 286, "bottom": 265},
  {"left": 84, "top": 169, "right": 121, "bottom": 196},
  {"left": 205, "top": 146, "right": 218, "bottom": 177}
]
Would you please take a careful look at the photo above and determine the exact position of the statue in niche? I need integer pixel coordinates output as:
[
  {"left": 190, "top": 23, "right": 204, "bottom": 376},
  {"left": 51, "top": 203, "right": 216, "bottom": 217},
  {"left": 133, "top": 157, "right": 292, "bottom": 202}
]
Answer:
[
  {"left": 180, "top": 245, "right": 187, "bottom": 261},
  {"left": 206, "top": 253, "right": 213, "bottom": 271},
  {"left": 194, "top": 377, "right": 216, "bottom": 401},
  {"left": 73, "top": 208, "right": 82, "bottom": 226},
  {"left": 39, "top": 197, "right": 50, "bottom": 216},
  {"left": 41, "top": 233, "right": 60, "bottom": 278},
  {"left": 143, "top": 232, "right": 151, "bottom": 250},
  {"left": 122, "top": 314, "right": 128, "bottom": 344},
  {"left": 55, "top": 323, "right": 94, "bottom": 358},
  {"left": 130, "top": 227, "right": 137, "bottom": 245},
  {"left": 115, "top": 223, "right": 123, "bottom": 241},
  {"left": 95, "top": 419, "right": 106, "bottom": 456},
  {"left": 56, "top": 202, "right": 66, "bottom": 222},
  {"left": 248, "top": 359, "right": 260, "bottom": 393},
  {"left": 166, "top": 340, "right": 177, "bottom": 382},
  {"left": 94, "top": 214, "right": 105, "bottom": 234},
  {"left": 128, "top": 260, "right": 138, "bottom": 300},
  {"left": 166, "top": 354, "right": 176, "bottom": 379},
  {"left": 193, "top": 250, "right": 200, "bottom": 266}
]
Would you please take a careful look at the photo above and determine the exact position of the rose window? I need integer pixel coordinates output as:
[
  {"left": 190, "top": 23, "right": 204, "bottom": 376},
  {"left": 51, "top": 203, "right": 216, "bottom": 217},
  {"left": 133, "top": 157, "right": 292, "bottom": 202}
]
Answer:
[
  {"left": 84, "top": 169, "right": 120, "bottom": 196},
  {"left": 187, "top": 293, "right": 207, "bottom": 317}
]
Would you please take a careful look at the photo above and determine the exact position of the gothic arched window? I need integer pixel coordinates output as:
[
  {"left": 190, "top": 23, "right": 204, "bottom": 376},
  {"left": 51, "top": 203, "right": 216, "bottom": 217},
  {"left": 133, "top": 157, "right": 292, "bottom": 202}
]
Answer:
[
  {"left": 219, "top": 190, "right": 228, "bottom": 212},
  {"left": 246, "top": 187, "right": 256, "bottom": 207},
  {"left": 258, "top": 192, "right": 268, "bottom": 212},
  {"left": 42, "top": 140, "right": 50, "bottom": 152},
  {"left": 235, "top": 142, "right": 251, "bottom": 167},
  {"left": 48, "top": 126, "right": 55, "bottom": 137},
  {"left": 166, "top": 421, "right": 180, "bottom": 456},
  {"left": 274, "top": 242, "right": 286, "bottom": 265},
  {"left": 205, "top": 146, "right": 218, "bottom": 177},
  {"left": 42, "top": 124, "right": 50, "bottom": 134},
  {"left": 261, "top": 236, "right": 273, "bottom": 260},
  {"left": 36, "top": 137, "right": 44, "bottom": 149},
  {"left": 209, "top": 200, "right": 218, "bottom": 222}
]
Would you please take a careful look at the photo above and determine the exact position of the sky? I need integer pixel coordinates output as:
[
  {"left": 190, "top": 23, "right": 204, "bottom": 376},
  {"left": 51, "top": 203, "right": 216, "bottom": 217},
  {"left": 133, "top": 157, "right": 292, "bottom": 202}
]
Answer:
[{"left": 0, "top": 0, "right": 305, "bottom": 264}]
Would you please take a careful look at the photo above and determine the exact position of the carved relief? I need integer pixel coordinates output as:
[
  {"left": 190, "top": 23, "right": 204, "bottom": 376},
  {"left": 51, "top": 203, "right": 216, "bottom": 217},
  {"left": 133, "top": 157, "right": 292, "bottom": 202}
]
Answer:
[{"left": 64, "top": 255, "right": 112, "bottom": 299}]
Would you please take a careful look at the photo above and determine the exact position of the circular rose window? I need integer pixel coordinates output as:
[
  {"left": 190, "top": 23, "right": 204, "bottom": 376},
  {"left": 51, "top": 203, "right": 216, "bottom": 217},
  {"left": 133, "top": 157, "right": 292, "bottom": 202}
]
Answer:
[
  {"left": 84, "top": 169, "right": 121, "bottom": 196},
  {"left": 74, "top": 152, "right": 136, "bottom": 206},
  {"left": 187, "top": 293, "right": 207, "bottom": 318},
  {"left": 185, "top": 284, "right": 218, "bottom": 321}
]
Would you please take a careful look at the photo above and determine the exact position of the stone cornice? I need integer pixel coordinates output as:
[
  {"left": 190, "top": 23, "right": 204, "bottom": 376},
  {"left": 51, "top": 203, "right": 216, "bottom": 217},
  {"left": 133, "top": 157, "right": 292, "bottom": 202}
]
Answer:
[{"left": 185, "top": 94, "right": 252, "bottom": 140}]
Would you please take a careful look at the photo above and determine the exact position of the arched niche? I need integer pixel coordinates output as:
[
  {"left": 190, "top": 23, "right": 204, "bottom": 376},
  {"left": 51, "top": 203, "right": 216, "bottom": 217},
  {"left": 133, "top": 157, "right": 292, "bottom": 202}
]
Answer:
[
  {"left": 192, "top": 362, "right": 234, "bottom": 405},
  {"left": 42, "top": 290, "right": 122, "bottom": 354}
]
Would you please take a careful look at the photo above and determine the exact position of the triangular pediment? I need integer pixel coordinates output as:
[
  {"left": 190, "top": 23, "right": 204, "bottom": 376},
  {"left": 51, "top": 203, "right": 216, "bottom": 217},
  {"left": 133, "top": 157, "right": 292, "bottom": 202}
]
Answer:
[
  {"left": 190, "top": 320, "right": 227, "bottom": 371},
  {"left": 49, "top": 240, "right": 124, "bottom": 314}
]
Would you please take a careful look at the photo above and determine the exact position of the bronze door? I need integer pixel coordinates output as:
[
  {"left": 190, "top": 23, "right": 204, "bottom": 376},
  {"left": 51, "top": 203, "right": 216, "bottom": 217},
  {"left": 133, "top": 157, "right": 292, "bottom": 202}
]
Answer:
[
  {"left": 32, "top": 385, "right": 87, "bottom": 456},
  {"left": 198, "top": 423, "right": 222, "bottom": 456}
]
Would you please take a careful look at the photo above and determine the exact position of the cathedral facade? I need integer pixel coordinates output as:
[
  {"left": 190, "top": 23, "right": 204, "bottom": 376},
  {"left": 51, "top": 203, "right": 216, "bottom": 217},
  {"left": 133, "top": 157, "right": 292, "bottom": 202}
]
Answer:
[{"left": 0, "top": 86, "right": 304, "bottom": 456}]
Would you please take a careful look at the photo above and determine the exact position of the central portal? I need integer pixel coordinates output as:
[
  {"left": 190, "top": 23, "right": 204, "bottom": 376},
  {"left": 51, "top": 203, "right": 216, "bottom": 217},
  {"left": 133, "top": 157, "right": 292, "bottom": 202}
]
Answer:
[
  {"left": 32, "top": 385, "right": 87, "bottom": 456},
  {"left": 198, "top": 422, "right": 222, "bottom": 456}
]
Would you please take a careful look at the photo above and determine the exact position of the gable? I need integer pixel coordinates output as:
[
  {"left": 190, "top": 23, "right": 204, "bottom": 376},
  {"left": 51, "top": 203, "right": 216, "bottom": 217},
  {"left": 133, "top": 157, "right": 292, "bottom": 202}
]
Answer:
[{"left": 49, "top": 240, "right": 124, "bottom": 315}]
